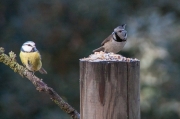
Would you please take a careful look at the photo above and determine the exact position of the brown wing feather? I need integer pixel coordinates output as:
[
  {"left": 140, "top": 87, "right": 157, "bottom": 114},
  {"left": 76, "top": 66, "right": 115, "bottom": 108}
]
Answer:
[
  {"left": 101, "top": 34, "right": 113, "bottom": 46},
  {"left": 93, "top": 46, "right": 105, "bottom": 52}
]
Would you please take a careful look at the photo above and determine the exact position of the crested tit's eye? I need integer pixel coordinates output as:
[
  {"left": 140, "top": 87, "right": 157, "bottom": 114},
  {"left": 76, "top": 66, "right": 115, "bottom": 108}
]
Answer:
[
  {"left": 119, "top": 30, "right": 122, "bottom": 32},
  {"left": 28, "top": 44, "right": 31, "bottom": 46}
]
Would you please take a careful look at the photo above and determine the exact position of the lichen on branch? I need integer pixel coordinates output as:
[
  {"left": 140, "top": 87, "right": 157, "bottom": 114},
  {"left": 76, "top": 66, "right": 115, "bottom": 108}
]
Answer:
[{"left": 0, "top": 47, "right": 25, "bottom": 76}]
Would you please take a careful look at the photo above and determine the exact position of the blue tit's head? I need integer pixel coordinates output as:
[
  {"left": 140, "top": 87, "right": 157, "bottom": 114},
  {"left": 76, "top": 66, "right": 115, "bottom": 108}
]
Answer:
[
  {"left": 21, "top": 41, "right": 38, "bottom": 52},
  {"left": 113, "top": 24, "right": 127, "bottom": 41}
]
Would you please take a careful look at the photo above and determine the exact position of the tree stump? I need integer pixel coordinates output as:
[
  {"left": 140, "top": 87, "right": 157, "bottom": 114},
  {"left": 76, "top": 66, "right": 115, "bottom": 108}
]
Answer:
[{"left": 80, "top": 59, "right": 140, "bottom": 119}]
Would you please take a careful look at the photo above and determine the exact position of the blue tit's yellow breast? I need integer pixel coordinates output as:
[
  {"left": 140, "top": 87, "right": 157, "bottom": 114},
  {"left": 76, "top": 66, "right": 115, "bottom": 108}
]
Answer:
[{"left": 20, "top": 51, "right": 42, "bottom": 71}]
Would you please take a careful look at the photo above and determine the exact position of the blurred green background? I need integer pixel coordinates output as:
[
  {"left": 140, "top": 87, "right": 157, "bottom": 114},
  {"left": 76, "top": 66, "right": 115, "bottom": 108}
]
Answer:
[{"left": 0, "top": 0, "right": 180, "bottom": 119}]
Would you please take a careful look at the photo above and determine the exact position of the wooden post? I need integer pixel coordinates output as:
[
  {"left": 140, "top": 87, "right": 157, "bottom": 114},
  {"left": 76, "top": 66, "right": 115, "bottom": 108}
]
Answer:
[{"left": 80, "top": 61, "right": 140, "bottom": 119}]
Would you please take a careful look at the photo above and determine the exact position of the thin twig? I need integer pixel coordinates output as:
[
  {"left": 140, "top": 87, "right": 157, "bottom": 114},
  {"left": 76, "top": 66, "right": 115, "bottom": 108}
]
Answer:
[{"left": 0, "top": 47, "right": 80, "bottom": 119}]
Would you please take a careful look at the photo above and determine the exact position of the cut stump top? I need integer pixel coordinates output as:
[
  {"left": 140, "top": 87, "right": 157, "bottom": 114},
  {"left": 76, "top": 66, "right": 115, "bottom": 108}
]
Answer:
[{"left": 80, "top": 51, "right": 139, "bottom": 62}]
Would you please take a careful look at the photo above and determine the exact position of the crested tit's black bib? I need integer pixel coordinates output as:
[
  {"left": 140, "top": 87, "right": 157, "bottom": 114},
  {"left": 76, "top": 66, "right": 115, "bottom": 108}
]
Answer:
[{"left": 113, "top": 32, "right": 126, "bottom": 42}]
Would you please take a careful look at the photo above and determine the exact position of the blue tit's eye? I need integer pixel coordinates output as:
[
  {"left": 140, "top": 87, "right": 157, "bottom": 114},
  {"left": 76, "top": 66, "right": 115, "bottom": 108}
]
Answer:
[
  {"left": 28, "top": 44, "right": 31, "bottom": 46},
  {"left": 119, "top": 30, "right": 122, "bottom": 32}
]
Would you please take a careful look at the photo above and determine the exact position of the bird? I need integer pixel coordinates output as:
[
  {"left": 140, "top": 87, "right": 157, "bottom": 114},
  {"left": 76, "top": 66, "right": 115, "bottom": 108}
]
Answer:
[
  {"left": 93, "top": 24, "right": 127, "bottom": 53},
  {"left": 19, "top": 41, "right": 47, "bottom": 74}
]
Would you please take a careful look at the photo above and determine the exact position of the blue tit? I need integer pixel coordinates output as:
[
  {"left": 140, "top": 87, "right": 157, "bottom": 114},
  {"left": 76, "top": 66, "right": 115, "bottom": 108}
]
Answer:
[
  {"left": 93, "top": 24, "right": 127, "bottom": 53},
  {"left": 19, "top": 41, "right": 47, "bottom": 74}
]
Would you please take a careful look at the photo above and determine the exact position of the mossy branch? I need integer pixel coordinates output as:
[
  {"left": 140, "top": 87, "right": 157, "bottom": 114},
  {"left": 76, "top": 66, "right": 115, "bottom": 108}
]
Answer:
[{"left": 0, "top": 47, "right": 80, "bottom": 119}]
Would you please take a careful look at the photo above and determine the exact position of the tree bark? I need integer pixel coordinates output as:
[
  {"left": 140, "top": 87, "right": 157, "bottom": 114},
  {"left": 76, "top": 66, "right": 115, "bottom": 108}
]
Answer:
[{"left": 80, "top": 61, "right": 140, "bottom": 119}]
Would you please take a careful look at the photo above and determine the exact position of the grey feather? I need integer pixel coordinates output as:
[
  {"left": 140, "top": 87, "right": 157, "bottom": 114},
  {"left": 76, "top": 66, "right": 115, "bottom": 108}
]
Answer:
[{"left": 39, "top": 67, "right": 47, "bottom": 74}]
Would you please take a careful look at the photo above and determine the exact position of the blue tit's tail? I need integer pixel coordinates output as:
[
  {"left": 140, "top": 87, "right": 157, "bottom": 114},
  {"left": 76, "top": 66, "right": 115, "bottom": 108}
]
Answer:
[{"left": 39, "top": 67, "right": 47, "bottom": 74}]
